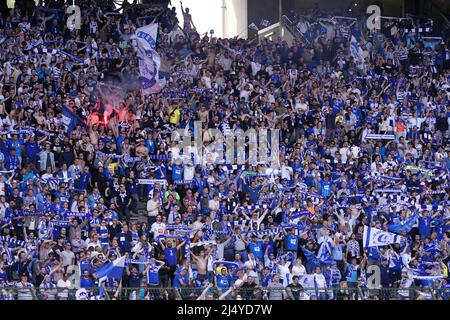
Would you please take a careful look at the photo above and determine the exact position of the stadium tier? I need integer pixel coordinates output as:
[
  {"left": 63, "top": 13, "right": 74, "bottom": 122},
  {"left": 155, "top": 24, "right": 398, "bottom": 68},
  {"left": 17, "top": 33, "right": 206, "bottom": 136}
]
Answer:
[{"left": 0, "top": 0, "right": 448, "bottom": 301}]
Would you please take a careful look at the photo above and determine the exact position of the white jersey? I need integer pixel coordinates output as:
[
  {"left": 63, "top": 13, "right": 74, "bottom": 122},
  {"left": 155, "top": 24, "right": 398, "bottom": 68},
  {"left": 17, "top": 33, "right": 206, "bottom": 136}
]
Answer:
[
  {"left": 89, "top": 20, "right": 98, "bottom": 34},
  {"left": 278, "top": 262, "right": 292, "bottom": 287},
  {"left": 183, "top": 164, "right": 195, "bottom": 181}
]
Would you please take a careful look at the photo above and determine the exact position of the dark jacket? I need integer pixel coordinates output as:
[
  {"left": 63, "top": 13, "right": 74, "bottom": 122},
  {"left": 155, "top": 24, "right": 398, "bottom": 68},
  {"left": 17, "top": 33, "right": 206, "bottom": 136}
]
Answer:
[
  {"left": 379, "top": 265, "right": 395, "bottom": 287},
  {"left": 435, "top": 116, "right": 449, "bottom": 132},
  {"left": 325, "top": 112, "right": 337, "bottom": 129}
]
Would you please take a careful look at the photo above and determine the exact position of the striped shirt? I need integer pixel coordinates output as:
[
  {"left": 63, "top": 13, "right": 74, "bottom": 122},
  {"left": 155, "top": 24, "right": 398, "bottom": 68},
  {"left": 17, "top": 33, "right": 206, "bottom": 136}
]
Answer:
[
  {"left": 397, "top": 47, "right": 409, "bottom": 61},
  {"left": 89, "top": 20, "right": 98, "bottom": 34},
  {"left": 339, "top": 26, "right": 350, "bottom": 39},
  {"left": 221, "top": 121, "right": 231, "bottom": 136},
  {"left": 51, "top": 66, "right": 62, "bottom": 79},
  {"left": 15, "top": 282, "right": 35, "bottom": 300},
  {"left": 396, "top": 90, "right": 408, "bottom": 102}
]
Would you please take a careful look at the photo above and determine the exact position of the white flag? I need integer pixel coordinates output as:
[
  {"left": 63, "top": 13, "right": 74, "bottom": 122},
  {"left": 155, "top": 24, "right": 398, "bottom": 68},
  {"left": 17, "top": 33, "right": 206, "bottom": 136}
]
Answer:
[
  {"left": 363, "top": 226, "right": 403, "bottom": 248},
  {"left": 350, "top": 35, "right": 363, "bottom": 66},
  {"left": 260, "top": 19, "right": 270, "bottom": 27},
  {"left": 135, "top": 23, "right": 165, "bottom": 95},
  {"left": 390, "top": 25, "right": 398, "bottom": 36},
  {"left": 248, "top": 22, "right": 259, "bottom": 31}
]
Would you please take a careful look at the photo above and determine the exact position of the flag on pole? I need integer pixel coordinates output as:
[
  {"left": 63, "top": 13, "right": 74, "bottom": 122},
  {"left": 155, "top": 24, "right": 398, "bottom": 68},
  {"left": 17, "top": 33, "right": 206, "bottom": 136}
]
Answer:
[
  {"left": 298, "top": 274, "right": 315, "bottom": 288},
  {"left": 61, "top": 106, "right": 87, "bottom": 134},
  {"left": 363, "top": 226, "right": 403, "bottom": 248},
  {"left": 135, "top": 24, "right": 165, "bottom": 95},
  {"left": 300, "top": 246, "right": 333, "bottom": 266},
  {"left": 423, "top": 37, "right": 442, "bottom": 50},
  {"left": 97, "top": 256, "right": 126, "bottom": 298},
  {"left": 317, "top": 240, "right": 334, "bottom": 265},
  {"left": 260, "top": 19, "right": 270, "bottom": 27},
  {"left": 350, "top": 35, "right": 364, "bottom": 67},
  {"left": 248, "top": 22, "right": 259, "bottom": 31},
  {"left": 301, "top": 246, "right": 319, "bottom": 265},
  {"left": 387, "top": 211, "right": 419, "bottom": 233},
  {"left": 390, "top": 25, "right": 399, "bottom": 36},
  {"left": 97, "top": 256, "right": 126, "bottom": 280}
]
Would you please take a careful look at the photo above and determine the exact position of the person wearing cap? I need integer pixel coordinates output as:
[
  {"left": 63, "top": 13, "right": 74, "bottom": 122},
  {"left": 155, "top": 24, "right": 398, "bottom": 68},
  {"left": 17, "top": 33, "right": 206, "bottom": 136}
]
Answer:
[
  {"left": 323, "top": 260, "right": 342, "bottom": 300},
  {"left": 214, "top": 264, "right": 232, "bottom": 293},
  {"left": 15, "top": 272, "right": 35, "bottom": 300}
]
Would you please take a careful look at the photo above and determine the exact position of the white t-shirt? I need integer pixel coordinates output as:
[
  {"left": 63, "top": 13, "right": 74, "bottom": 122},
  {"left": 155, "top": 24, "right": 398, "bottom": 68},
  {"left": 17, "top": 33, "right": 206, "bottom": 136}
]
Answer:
[
  {"left": 278, "top": 263, "right": 292, "bottom": 287},
  {"left": 295, "top": 101, "right": 308, "bottom": 113},
  {"left": 60, "top": 250, "right": 75, "bottom": 267},
  {"left": 85, "top": 239, "right": 101, "bottom": 249},
  {"left": 0, "top": 181, "right": 5, "bottom": 196},
  {"left": 291, "top": 265, "right": 306, "bottom": 277},
  {"left": 183, "top": 164, "right": 195, "bottom": 181},
  {"left": 435, "top": 151, "right": 445, "bottom": 162},
  {"left": 244, "top": 259, "right": 259, "bottom": 282},
  {"left": 240, "top": 89, "right": 250, "bottom": 102},
  {"left": 147, "top": 199, "right": 160, "bottom": 217},
  {"left": 250, "top": 61, "right": 261, "bottom": 76},
  {"left": 339, "top": 147, "right": 351, "bottom": 162},
  {"left": 281, "top": 165, "right": 293, "bottom": 180},
  {"left": 57, "top": 280, "right": 71, "bottom": 298},
  {"left": 234, "top": 278, "right": 245, "bottom": 288},
  {"left": 313, "top": 273, "right": 327, "bottom": 290},
  {"left": 151, "top": 222, "right": 166, "bottom": 239},
  {"left": 350, "top": 146, "right": 360, "bottom": 158},
  {"left": 201, "top": 76, "right": 212, "bottom": 89},
  {"left": 209, "top": 199, "right": 220, "bottom": 211},
  {"left": 41, "top": 173, "right": 53, "bottom": 179}
]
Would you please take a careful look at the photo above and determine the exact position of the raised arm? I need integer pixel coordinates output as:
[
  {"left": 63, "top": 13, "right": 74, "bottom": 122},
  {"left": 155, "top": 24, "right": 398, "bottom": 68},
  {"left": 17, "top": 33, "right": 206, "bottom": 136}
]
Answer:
[
  {"left": 240, "top": 209, "right": 251, "bottom": 221},
  {"left": 257, "top": 208, "right": 269, "bottom": 225},
  {"left": 177, "top": 240, "right": 187, "bottom": 250},
  {"left": 197, "top": 282, "right": 213, "bottom": 300},
  {"left": 218, "top": 286, "right": 234, "bottom": 300},
  {"left": 188, "top": 249, "right": 199, "bottom": 261}
]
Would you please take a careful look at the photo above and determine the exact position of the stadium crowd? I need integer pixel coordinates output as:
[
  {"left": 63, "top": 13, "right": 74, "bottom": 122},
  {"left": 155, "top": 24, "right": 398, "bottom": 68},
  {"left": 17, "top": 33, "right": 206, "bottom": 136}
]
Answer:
[{"left": 0, "top": 0, "right": 449, "bottom": 300}]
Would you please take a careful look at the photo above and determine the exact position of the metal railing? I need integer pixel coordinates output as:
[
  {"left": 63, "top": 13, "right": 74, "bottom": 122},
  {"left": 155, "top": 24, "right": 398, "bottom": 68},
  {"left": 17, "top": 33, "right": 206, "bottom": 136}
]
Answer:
[
  {"left": 280, "top": 15, "right": 303, "bottom": 41},
  {"left": 280, "top": 15, "right": 319, "bottom": 46},
  {"left": 1, "top": 286, "right": 448, "bottom": 300}
]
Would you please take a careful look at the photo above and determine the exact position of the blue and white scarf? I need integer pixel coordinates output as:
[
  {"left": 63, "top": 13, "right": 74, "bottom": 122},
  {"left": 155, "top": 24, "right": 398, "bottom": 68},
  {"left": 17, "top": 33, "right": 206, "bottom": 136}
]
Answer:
[{"left": 0, "top": 236, "right": 25, "bottom": 247}]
